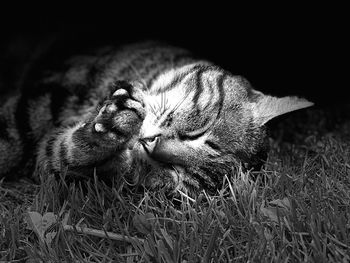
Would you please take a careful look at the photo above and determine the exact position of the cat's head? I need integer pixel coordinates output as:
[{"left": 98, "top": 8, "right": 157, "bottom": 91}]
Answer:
[{"left": 131, "top": 63, "right": 313, "bottom": 194}]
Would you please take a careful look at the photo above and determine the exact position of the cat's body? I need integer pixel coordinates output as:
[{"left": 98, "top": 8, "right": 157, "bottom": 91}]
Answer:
[{"left": 0, "top": 41, "right": 313, "bottom": 195}]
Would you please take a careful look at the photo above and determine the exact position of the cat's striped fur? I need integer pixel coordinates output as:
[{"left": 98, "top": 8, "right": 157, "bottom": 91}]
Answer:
[{"left": 0, "top": 41, "right": 313, "bottom": 195}]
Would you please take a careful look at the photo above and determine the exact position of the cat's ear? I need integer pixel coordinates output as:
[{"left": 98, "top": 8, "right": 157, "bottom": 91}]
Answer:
[{"left": 248, "top": 89, "right": 314, "bottom": 126}]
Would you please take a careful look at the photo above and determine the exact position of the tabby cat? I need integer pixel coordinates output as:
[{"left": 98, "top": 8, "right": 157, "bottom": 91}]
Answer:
[{"left": 0, "top": 41, "right": 313, "bottom": 195}]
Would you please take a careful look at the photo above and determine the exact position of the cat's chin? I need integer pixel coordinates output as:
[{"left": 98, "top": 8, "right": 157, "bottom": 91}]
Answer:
[
  {"left": 139, "top": 165, "right": 186, "bottom": 194},
  {"left": 130, "top": 142, "right": 186, "bottom": 190},
  {"left": 132, "top": 141, "right": 172, "bottom": 168}
]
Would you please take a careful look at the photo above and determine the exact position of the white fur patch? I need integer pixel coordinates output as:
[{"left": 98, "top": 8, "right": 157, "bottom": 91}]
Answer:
[
  {"left": 63, "top": 125, "right": 81, "bottom": 162},
  {"left": 51, "top": 125, "right": 80, "bottom": 170}
]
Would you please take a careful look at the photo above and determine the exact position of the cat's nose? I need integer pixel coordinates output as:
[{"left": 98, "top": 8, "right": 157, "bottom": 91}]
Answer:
[{"left": 139, "top": 134, "right": 161, "bottom": 155}]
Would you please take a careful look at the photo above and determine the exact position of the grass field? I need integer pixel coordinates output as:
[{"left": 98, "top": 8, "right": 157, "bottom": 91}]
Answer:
[{"left": 1, "top": 105, "right": 349, "bottom": 262}]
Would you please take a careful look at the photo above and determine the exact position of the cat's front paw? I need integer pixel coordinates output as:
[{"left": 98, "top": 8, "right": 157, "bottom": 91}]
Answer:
[
  {"left": 91, "top": 80, "right": 146, "bottom": 142},
  {"left": 107, "top": 80, "right": 146, "bottom": 119}
]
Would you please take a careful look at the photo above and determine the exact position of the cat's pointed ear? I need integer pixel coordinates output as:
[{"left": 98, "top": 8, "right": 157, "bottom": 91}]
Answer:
[{"left": 248, "top": 89, "right": 314, "bottom": 126}]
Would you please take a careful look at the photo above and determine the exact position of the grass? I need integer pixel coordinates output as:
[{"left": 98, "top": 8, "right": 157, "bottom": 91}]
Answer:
[{"left": 1, "top": 106, "right": 350, "bottom": 262}]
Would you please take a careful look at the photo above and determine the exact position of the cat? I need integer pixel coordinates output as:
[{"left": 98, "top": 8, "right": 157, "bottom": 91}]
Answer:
[{"left": 0, "top": 41, "right": 313, "bottom": 195}]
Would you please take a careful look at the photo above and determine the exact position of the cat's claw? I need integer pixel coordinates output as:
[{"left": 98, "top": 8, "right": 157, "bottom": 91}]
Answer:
[
  {"left": 106, "top": 104, "right": 117, "bottom": 113},
  {"left": 94, "top": 123, "right": 106, "bottom": 133},
  {"left": 112, "top": 89, "right": 129, "bottom": 97},
  {"left": 108, "top": 80, "right": 146, "bottom": 118},
  {"left": 124, "top": 100, "right": 146, "bottom": 119},
  {"left": 111, "top": 80, "right": 146, "bottom": 106},
  {"left": 107, "top": 132, "right": 117, "bottom": 140}
]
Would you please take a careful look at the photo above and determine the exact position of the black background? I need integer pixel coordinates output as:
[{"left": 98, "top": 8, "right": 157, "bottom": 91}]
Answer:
[{"left": 1, "top": 3, "right": 347, "bottom": 107}]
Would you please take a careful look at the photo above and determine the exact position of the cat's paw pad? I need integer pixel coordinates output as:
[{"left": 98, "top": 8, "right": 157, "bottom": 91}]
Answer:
[
  {"left": 92, "top": 122, "right": 121, "bottom": 140},
  {"left": 91, "top": 80, "right": 146, "bottom": 141},
  {"left": 105, "top": 104, "right": 118, "bottom": 114},
  {"left": 112, "top": 88, "right": 129, "bottom": 98},
  {"left": 94, "top": 123, "right": 106, "bottom": 133},
  {"left": 113, "top": 80, "right": 145, "bottom": 106},
  {"left": 99, "top": 80, "right": 146, "bottom": 119}
]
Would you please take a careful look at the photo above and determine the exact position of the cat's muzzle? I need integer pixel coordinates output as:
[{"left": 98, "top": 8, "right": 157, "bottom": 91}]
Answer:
[{"left": 138, "top": 135, "right": 183, "bottom": 166}]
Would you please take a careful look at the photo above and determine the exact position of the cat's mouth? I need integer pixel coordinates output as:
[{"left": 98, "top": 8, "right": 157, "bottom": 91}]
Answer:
[{"left": 133, "top": 139, "right": 185, "bottom": 191}]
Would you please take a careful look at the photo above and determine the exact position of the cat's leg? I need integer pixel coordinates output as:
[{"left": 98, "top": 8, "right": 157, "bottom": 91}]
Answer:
[{"left": 35, "top": 80, "right": 146, "bottom": 178}]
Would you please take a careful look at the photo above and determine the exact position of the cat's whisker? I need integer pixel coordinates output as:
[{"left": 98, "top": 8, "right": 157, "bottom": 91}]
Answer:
[
  {"left": 165, "top": 94, "right": 169, "bottom": 112},
  {"left": 172, "top": 88, "right": 192, "bottom": 114},
  {"left": 151, "top": 105, "right": 157, "bottom": 116},
  {"left": 156, "top": 100, "right": 162, "bottom": 115},
  {"left": 150, "top": 104, "right": 157, "bottom": 116},
  {"left": 172, "top": 93, "right": 188, "bottom": 113},
  {"left": 148, "top": 103, "right": 159, "bottom": 117},
  {"left": 163, "top": 92, "right": 166, "bottom": 113},
  {"left": 149, "top": 104, "right": 155, "bottom": 115},
  {"left": 160, "top": 92, "right": 166, "bottom": 115},
  {"left": 163, "top": 92, "right": 168, "bottom": 115}
]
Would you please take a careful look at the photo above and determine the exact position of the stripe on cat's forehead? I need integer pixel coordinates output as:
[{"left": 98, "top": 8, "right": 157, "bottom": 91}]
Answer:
[
  {"left": 150, "top": 62, "right": 212, "bottom": 94},
  {"left": 143, "top": 63, "right": 226, "bottom": 124}
]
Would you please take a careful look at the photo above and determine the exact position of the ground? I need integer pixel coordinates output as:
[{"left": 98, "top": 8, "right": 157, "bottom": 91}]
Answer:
[{"left": 1, "top": 105, "right": 349, "bottom": 262}]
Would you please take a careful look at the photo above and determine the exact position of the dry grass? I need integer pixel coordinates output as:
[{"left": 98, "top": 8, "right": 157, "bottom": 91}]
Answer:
[{"left": 1, "top": 106, "right": 350, "bottom": 262}]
